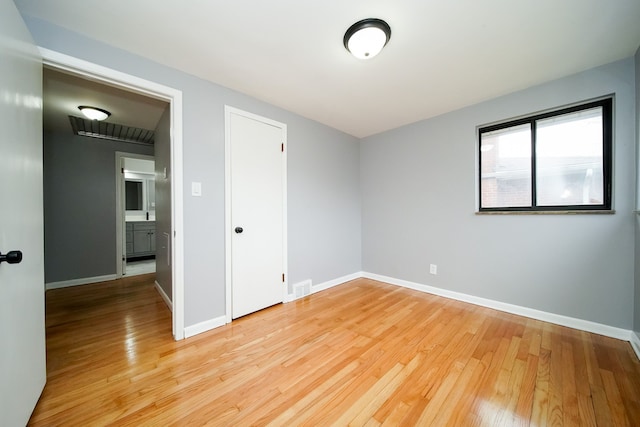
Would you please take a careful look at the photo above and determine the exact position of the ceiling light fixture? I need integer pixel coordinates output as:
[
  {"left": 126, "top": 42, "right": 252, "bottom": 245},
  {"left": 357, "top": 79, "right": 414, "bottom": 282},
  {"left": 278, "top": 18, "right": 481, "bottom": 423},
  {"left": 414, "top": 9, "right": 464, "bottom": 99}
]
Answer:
[
  {"left": 343, "top": 18, "right": 391, "bottom": 60},
  {"left": 78, "top": 106, "right": 111, "bottom": 121}
]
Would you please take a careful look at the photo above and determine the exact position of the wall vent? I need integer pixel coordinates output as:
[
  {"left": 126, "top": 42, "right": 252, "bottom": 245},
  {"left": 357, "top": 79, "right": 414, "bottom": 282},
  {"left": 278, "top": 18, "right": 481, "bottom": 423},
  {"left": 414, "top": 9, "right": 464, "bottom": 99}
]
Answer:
[{"left": 293, "top": 280, "right": 312, "bottom": 299}]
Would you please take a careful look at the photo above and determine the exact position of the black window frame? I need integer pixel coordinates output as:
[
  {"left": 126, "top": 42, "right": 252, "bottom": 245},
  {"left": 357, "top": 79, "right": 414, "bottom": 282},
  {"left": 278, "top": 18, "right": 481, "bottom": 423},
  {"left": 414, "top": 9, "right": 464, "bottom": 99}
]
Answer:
[{"left": 478, "top": 97, "right": 613, "bottom": 212}]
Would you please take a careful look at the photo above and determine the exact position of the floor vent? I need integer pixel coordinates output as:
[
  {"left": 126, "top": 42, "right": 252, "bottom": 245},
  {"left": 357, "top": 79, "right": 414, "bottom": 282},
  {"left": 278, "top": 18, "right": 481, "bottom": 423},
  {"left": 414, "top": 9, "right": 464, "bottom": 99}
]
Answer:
[{"left": 294, "top": 280, "right": 312, "bottom": 299}]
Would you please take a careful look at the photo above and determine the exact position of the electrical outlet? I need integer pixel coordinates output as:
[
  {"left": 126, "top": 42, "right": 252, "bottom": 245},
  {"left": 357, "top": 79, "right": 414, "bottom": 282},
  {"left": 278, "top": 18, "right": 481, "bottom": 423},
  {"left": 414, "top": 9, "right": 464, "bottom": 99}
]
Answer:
[{"left": 429, "top": 264, "right": 437, "bottom": 275}]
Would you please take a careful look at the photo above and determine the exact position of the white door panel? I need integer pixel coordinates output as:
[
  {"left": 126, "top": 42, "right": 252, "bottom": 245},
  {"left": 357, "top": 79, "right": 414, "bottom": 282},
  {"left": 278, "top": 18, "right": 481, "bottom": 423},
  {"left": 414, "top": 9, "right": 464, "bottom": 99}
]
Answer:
[
  {"left": 0, "top": 0, "right": 46, "bottom": 425},
  {"left": 229, "top": 111, "right": 285, "bottom": 319}
]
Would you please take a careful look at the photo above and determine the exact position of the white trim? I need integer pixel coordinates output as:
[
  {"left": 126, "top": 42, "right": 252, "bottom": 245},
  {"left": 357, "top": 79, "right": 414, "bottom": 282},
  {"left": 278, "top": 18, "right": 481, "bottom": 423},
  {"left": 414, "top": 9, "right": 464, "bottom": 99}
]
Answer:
[
  {"left": 312, "top": 272, "right": 363, "bottom": 294},
  {"left": 363, "top": 272, "right": 632, "bottom": 341},
  {"left": 184, "top": 316, "right": 226, "bottom": 338},
  {"left": 155, "top": 280, "right": 172, "bottom": 311},
  {"left": 115, "top": 152, "right": 155, "bottom": 278},
  {"left": 282, "top": 121, "right": 288, "bottom": 306},
  {"left": 631, "top": 331, "right": 640, "bottom": 361},
  {"left": 224, "top": 106, "right": 288, "bottom": 324},
  {"left": 170, "top": 87, "right": 185, "bottom": 341},
  {"left": 284, "top": 294, "right": 296, "bottom": 303},
  {"left": 224, "top": 107, "right": 232, "bottom": 323},
  {"left": 40, "top": 48, "right": 185, "bottom": 340},
  {"left": 46, "top": 274, "right": 118, "bottom": 290},
  {"left": 116, "top": 153, "right": 125, "bottom": 277}
]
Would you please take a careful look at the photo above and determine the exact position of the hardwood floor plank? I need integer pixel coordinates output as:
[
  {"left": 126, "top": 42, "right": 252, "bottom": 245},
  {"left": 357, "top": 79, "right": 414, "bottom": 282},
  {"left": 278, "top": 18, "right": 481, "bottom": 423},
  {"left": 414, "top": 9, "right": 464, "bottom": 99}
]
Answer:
[
  {"left": 530, "top": 346, "right": 550, "bottom": 426},
  {"left": 337, "top": 358, "right": 412, "bottom": 425},
  {"left": 576, "top": 393, "right": 598, "bottom": 427},
  {"left": 513, "top": 354, "right": 538, "bottom": 423},
  {"left": 415, "top": 360, "right": 466, "bottom": 425},
  {"left": 561, "top": 340, "right": 580, "bottom": 425},
  {"left": 547, "top": 328, "right": 565, "bottom": 426},
  {"left": 600, "top": 368, "right": 631, "bottom": 427},
  {"left": 443, "top": 356, "right": 487, "bottom": 426},
  {"left": 429, "top": 357, "right": 482, "bottom": 427},
  {"left": 591, "top": 383, "right": 615, "bottom": 427},
  {"left": 28, "top": 276, "right": 640, "bottom": 426},
  {"left": 469, "top": 337, "right": 514, "bottom": 424}
]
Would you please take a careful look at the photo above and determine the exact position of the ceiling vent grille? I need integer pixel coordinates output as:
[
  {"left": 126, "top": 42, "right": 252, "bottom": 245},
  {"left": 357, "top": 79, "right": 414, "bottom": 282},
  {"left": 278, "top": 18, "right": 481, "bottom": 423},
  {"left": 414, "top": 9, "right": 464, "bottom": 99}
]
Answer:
[{"left": 69, "top": 116, "right": 155, "bottom": 145}]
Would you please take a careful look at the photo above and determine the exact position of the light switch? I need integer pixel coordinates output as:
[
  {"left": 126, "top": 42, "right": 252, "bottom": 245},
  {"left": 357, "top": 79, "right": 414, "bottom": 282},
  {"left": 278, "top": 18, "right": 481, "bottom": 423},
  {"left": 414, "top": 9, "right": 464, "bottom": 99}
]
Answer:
[{"left": 191, "top": 182, "right": 202, "bottom": 197}]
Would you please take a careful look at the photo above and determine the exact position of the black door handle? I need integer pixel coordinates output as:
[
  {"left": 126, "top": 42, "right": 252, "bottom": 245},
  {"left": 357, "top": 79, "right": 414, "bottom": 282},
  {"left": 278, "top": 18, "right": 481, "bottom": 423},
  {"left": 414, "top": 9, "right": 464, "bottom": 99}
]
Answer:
[
  {"left": 0, "top": 250, "right": 22, "bottom": 264},
  {"left": 234, "top": 227, "right": 243, "bottom": 234}
]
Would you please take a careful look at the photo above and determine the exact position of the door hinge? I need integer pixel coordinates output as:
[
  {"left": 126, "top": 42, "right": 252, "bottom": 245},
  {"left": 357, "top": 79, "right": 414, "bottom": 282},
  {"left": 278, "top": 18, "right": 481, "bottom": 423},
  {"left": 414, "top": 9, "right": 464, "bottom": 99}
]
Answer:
[
  {"left": 121, "top": 167, "right": 124, "bottom": 173},
  {"left": 282, "top": 273, "right": 285, "bottom": 282},
  {"left": 281, "top": 143, "right": 284, "bottom": 152}
]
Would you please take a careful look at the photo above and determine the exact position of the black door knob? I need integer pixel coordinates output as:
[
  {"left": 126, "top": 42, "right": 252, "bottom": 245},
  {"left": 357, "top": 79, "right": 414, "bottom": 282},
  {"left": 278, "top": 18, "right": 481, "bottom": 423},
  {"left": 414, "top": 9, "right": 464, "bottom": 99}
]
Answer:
[
  {"left": 0, "top": 250, "right": 22, "bottom": 264},
  {"left": 234, "top": 227, "right": 244, "bottom": 234}
]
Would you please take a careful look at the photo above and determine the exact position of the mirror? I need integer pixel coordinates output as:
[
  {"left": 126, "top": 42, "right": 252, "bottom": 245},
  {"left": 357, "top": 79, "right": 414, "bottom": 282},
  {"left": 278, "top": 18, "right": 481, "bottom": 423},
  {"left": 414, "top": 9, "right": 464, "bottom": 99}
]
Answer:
[
  {"left": 123, "top": 158, "right": 155, "bottom": 221},
  {"left": 125, "top": 180, "right": 143, "bottom": 210},
  {"left": 125, "top": 177, "right": 154, "bottom": 212}
]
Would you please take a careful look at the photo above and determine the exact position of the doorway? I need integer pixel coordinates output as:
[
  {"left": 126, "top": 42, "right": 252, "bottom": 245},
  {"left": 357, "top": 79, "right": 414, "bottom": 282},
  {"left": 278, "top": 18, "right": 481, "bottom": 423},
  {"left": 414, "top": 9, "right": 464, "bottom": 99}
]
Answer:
[
  {"left": 116, "top": 153, "right": 157, "bottom": 278},
  {"left": 41, "top": 48, "right": 185, "bottom": 339}
]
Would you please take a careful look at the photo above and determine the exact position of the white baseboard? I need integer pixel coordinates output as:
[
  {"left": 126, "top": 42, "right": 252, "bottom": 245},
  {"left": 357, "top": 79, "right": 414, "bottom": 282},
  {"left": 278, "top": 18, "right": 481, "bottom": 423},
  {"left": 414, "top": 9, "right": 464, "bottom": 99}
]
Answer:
[
  {"left": 362, "top": 272, "right": 633, "bottom": 342},
  {"left": 312, "top": 272, "right": 363, "bottom": 294},
  {"left": 631, "top": 331, "right": 640, "bottom": 360},
  {"left": 285, "top": 272, "right": 363, "bottom": 302},
  {"left": 46, "top": 274, "right": 118, "bottom": 290},
  {"left": 154, "top": 280, "right": 172, "bottom": 312},
  {"left": 184, "top": 316, "right": 226, "bottom": 338}
]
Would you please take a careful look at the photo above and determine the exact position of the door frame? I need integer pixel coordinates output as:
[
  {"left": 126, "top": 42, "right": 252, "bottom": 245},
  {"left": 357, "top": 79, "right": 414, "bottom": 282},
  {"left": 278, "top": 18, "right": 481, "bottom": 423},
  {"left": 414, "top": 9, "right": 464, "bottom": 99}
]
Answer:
[
  {"left": 115, "top": 152, "right": 155, "bottom": 277},
  {"left": 224, "top": 106, "right": 288, "bottom": 323},
  {"left": 41, "top": 48, "right": 185, "bottom": 340}
]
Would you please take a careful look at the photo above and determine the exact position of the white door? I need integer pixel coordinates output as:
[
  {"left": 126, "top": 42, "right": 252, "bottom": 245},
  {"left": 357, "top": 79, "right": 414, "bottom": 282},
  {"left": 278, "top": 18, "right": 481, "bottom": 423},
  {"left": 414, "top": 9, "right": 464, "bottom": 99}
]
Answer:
[
  {"left": 228, "top": 109, "right": 286, "bottom": 319},
  {"left": 0, "top": 1, "right": 47, "bottom": 425}
]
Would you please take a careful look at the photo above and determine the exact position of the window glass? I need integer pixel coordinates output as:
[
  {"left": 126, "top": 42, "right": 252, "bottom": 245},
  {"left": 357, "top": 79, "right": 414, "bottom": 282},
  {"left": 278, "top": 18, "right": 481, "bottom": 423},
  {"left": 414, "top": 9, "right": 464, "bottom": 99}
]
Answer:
[
  {"left": 480, "top": 124, "right": 531, "bottom": 208},
  {"left": 535, "top": 107, "right": 603, "bottom": 206}
]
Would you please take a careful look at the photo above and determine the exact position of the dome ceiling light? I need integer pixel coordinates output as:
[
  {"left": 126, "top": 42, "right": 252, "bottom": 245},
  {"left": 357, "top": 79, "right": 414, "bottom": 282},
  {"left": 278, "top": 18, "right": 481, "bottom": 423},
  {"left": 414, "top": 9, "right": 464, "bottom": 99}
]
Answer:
[
  {"left": 78, "top": 106, "right": 111, "bottom": 121},
  {"left": 343, "top": 18, "right": 391, "bottom": 60}
]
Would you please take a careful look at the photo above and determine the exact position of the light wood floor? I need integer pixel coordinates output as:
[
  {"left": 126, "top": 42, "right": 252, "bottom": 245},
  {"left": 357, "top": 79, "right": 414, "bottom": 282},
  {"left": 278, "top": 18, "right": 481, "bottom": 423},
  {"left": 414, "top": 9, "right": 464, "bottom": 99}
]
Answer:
[{"left": 30, "top": 276, "right": 640, "bottom": 426}]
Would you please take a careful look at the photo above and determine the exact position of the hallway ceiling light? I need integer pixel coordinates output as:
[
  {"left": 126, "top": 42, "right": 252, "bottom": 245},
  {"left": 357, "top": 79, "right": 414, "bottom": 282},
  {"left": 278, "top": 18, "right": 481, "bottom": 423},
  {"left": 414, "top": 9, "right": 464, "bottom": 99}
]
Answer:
[
  {"left": 78, "top": 106, "right": 111, "bottom": 121},
  {"left": 343, "top": 18, "right": 391, "bottom": 60}
]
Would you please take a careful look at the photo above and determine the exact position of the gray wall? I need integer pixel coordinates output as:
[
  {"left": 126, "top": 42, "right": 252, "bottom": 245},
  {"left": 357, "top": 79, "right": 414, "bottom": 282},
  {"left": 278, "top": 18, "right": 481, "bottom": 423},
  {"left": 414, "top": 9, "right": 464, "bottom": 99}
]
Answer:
[
  {"left": 634, "top": 46, "right": 640, "bottom": 335},
  {"left": 43, "top": 132, "right": 154, "bottom": 283},
  {"left": 288, "top": 119, "right": 361, "bottom": 285},
  {"left": 155, "top": 106, "right": 172, "bottom": 300},
  {"left": 361, "top": 59, "right": 636, "bottom": 329},
  {"left": 25, "top": 16, "right": 361, "bottom": 327}
]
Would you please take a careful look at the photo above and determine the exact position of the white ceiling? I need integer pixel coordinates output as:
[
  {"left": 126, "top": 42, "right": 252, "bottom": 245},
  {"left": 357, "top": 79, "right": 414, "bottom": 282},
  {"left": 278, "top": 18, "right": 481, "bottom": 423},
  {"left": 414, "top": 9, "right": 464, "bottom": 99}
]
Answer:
[{"left": 17, "top": 0, "right": 640, "bottom": 138}]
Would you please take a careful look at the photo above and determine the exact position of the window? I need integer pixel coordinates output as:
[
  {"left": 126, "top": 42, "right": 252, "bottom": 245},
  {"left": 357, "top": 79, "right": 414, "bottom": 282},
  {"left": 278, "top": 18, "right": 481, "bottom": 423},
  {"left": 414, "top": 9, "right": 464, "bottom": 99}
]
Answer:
[{"left": 478, "top": 98, "right": 612, "bottom": 212}]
